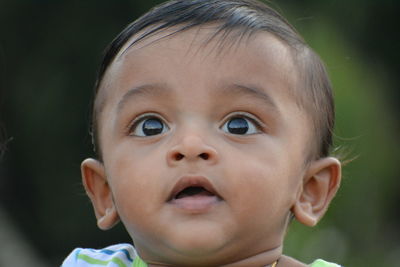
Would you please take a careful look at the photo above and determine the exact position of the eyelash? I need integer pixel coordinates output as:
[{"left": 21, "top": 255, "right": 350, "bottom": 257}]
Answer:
[
  {"left": 127, "top": 113, "right": 169, "bottom": 137},
  {"left": 221, "top": 112, "right": 266, "bottom": 134}
]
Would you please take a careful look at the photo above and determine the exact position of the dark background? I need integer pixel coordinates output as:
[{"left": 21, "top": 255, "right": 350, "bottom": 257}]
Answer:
[{"left": 1, "top": 0, "right": 399, "bottom": 266}]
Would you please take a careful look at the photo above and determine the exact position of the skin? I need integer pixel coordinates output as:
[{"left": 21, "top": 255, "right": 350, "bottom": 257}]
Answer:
[{"left": 82, "top": 27, "right": 341, "bottom": 267}]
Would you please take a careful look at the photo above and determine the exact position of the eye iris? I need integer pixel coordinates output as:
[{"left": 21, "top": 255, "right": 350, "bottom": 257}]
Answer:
[
  {"left": 227, "top": 118, "right": 248, "bottom": 134},
  {"left": 142, "top": 118, "right": 163, "bottom": 136}
]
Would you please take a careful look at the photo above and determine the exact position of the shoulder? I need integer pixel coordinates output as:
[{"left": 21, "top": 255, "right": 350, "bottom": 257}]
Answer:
[
  {"left": 61, "top": 243, "right": 137, "bottom": 267},
  {"left": 309, "top": 259, "right": 342, "bottom": 267}
]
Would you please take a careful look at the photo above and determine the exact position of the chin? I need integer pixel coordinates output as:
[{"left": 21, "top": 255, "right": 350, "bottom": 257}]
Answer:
[
  {"left": 136, "top": 234, "right": 232, "bottom": 267},
  {"left": 168, "top": 231, "right": 228, "bottom": 257}
]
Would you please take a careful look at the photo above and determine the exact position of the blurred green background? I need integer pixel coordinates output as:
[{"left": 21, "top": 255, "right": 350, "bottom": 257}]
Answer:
[{"left": 0, "top": 0, "right": 399, "bottom": 266}]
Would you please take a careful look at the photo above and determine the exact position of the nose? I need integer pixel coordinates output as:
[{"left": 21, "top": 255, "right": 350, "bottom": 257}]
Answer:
[{"left": 167, "top": 135, "right": 219, "bottom": 166}]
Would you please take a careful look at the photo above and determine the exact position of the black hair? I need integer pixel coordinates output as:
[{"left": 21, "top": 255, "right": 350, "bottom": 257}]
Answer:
[{"left": 91, "top": 0, "right": 334, "bottom": 161}]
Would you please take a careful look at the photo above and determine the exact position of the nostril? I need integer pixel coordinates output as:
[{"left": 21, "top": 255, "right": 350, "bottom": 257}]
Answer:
[{"left": 199, "top": 153, "right": 209, "bottom": 160}]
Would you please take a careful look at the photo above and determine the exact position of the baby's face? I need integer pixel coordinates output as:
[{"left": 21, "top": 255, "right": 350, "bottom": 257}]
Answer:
[{"left": 96, "top": 27, "right": 312, "bottom": 264}]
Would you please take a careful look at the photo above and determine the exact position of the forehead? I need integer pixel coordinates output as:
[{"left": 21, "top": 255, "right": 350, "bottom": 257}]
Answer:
[
  {"left": 97, "top": 26, "right": 298, "bottom": 110},
  {"left": 96, "top": 26, "right": 316, "bottom": 160}
]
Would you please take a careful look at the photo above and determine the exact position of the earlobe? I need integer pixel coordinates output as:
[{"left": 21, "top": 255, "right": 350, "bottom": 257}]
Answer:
[
  {"left": 292, "top": 157, "right": 341, "bottom": 227},
  {"left": 81, "top": 158, "right": 120, "bottom": 230}
]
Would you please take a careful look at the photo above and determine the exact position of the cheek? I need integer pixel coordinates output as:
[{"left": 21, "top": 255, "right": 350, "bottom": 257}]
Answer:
[
  {"left": 109, "top": 166, "right": 165, "bottom": 241},
  {"left": 222, "top": 158, "right": 295, "bottom": 243},
  {"left": 231, "top": 162, "right": 285, "bottom": 209},
  {"left": 225, "top": 147, "right": 300, "bottom": 217},
  {"left": 106, "top": 147, "right": 167, "bottom": 220}
]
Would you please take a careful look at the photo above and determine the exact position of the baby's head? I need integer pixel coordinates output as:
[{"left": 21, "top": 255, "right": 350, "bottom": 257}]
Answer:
[{"left": 81, "top": 0, "right": 341, "bottom": 265}]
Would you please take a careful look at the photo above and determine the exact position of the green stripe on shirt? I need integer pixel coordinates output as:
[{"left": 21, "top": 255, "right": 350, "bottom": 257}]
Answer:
[
  {"left": 77, "top": 253, "right": 129, "bottom": 267},
  {"left": 133, "top": 256, "right": 148, "bottom": 267}
]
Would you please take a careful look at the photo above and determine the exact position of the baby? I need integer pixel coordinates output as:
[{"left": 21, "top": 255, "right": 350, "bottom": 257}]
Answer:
[{"left": 62, "top": 0, "right": 342, "bottom": 266}]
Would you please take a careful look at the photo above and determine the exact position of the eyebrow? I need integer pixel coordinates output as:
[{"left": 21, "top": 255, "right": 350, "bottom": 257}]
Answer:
[
  {"left": 221, "top": 84, "right": 278, "bottom": 110},
  {"left": 116, "top": 83, "right": 278, "bottom": 114},
  {"left": 116, "top": 84, "right": 169, "bottom": 113}
]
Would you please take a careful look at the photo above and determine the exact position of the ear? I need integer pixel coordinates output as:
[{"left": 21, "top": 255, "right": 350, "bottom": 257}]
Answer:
[
  {"left": 81, "top": 158, "right": 120, "bottom": 230},
  {"left": 292, "top": 157, "right": 341, "bottom": 227}
]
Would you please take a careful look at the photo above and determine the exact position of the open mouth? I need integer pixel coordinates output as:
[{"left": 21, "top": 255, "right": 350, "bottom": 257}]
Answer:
[
  {"left": 174, "top": 186, "right": 215, "bottom": 199},
  {"left": 168, "top": 176, "right": 221, "bottom": 211}
]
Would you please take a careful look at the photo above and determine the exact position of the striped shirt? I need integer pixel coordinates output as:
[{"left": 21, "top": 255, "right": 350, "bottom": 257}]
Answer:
[{"left": 61, "top": 244, "right": 146, "bottom": 267}]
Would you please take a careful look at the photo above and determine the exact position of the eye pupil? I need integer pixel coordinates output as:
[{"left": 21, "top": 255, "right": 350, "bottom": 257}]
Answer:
[
  {"left": 142, "top": 118, "right": 163, "bottom": 136},
  {"left": 227, "top": 118, "right": 249, "bottom": 134}
]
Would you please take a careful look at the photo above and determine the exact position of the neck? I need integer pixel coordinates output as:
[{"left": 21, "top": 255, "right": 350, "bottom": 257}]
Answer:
[
  {"left": 218, "top": 246, "right": 281, "bottom": 267},
  {"left": 147, "top": 245, "right": 283, "bottom": 267}
]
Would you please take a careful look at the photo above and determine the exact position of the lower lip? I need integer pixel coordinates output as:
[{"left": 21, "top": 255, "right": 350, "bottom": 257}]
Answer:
[{"left": 169, "top": 195, "right": 221, "bottom": 212}]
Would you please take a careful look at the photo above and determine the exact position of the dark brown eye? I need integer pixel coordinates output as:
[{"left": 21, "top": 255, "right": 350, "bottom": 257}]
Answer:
[
  {"left": 131, "top": 117, "right": 169, "bottom": 137},
  {"left": 227, "top": 118, "right": 248, "bottom": 134},
  {"left": 222, "top": 116, "right": 259, "bottom": 135}
]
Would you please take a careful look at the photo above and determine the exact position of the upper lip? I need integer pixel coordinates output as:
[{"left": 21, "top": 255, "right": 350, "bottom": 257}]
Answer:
[{"left": 167, "top": 175, "right": 221, "bottom": 201}]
